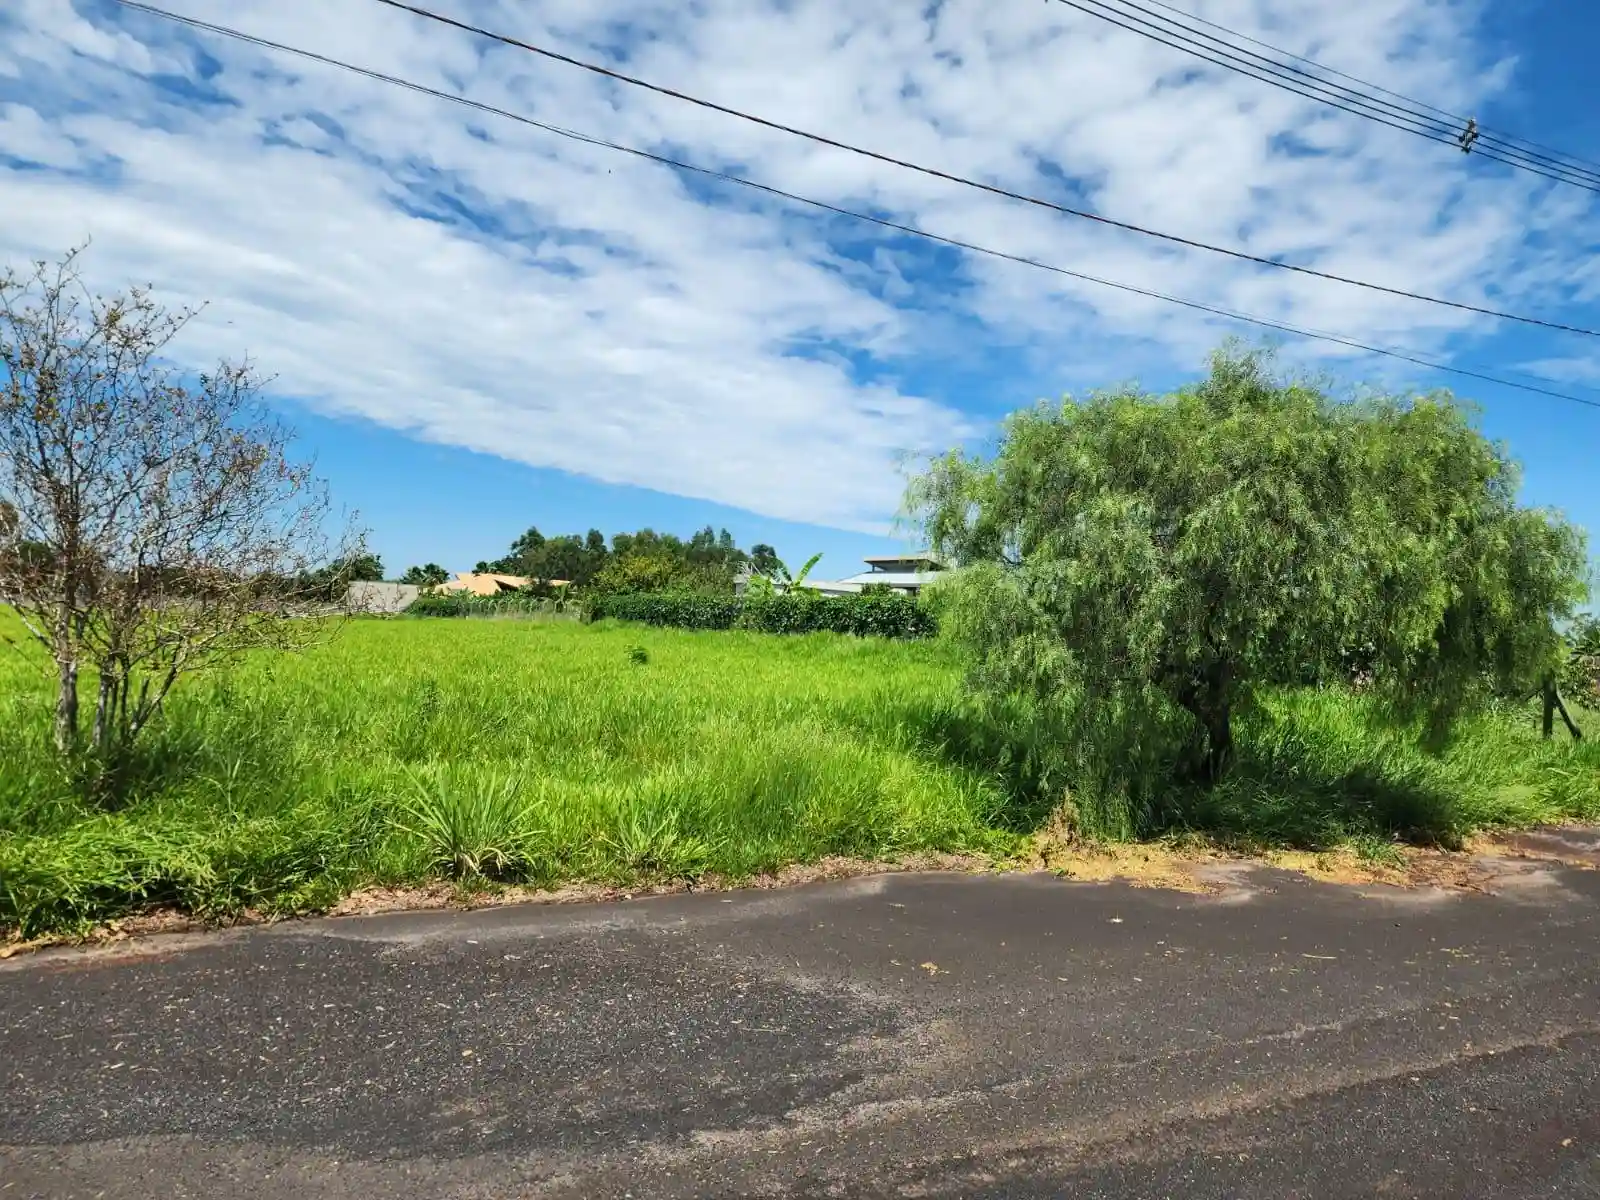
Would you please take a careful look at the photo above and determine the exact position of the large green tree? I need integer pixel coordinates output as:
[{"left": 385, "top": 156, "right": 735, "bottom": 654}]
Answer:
[
  {"left": 477, "top": 525, "right": 611, "bottom": 586},
  {"left": 400, "top": 563, "right": 450, "bottom": 588},
  {"left": 911, "top": 344, "right": 1589, "bottom": 785},
  {"left": 478, "top": 523, "right": 754, "bottom": 594}
]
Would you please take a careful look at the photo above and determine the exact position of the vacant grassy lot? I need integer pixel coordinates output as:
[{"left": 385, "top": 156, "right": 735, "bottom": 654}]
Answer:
[{"left": 2, "top": 615, "right": 1597, "bottom": 937}]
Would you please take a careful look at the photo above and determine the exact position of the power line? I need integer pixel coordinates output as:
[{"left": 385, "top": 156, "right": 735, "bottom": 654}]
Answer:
[
  {"left": 107, "top": 0, "right": 1600, "bottom": 412},
  {"left": 1129, "top": 0, "right": 1600, "bottom": 180},
  {"left": 1049, "top": 0, "right": 1600, "bottom": 193},
  {"left": 365, "top": 0, "right": 1600, "bottom": 340},
  {"left": 1051, "top": 0, "right": 1600, "bottom": 191},
  {"left": 1049, "top": 0, "right": 1600, "bottom": 192}
]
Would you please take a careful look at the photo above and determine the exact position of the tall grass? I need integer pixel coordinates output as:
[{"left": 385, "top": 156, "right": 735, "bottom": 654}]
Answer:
[
  {"left": 0, "top": 618, "right": 1012, "bottom": 935},
  {"left": 1, "top": 613, "right": 1595, "bottom": 936},
  {"left": 1181, "top": 688, "right": 1600, "bottom": 850}
]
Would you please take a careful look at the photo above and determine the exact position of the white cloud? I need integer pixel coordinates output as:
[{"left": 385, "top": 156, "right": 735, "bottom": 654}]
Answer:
[
  {"left": 1515, "top": 356, "right": 1600, "bottom": 387},
  {"left": 0, "top": 0, "right": 1594, "bottom": 530}
]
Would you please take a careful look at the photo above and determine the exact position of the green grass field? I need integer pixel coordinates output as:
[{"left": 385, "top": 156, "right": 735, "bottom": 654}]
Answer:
[{"left": 2, "top": 615, "right": 1597, "bottom": 937}]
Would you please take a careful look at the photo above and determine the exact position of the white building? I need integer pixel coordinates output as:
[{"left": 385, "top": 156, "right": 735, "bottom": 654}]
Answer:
[
  {"left": 787, "top": 553, "right": 947, "bottom": 598},
  {"left": 345, "top": 581, "right": 421, "bottom": 614}
]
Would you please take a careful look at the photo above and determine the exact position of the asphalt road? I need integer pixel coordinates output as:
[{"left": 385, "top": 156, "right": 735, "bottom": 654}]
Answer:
[{"left": 5, "top": 842, "right": 1600, "bottom": 1199}]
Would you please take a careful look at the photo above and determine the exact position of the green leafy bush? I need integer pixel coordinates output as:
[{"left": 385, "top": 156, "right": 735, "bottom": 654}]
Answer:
[
  {"left": 589, "top": 592, "right": 740, "bottom": 630},
  {"left": 591, "top": 589, "right": 935, "bottom": 639},
  {"left": 406, "top": 592, "right": 570, "bottom": 619},
  {"left": 1562, "top": 615, "right": 1600, "bottom": 706}
]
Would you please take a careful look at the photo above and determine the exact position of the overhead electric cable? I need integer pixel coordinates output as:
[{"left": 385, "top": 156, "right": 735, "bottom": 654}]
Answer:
[
  {"left": 1048, "top": 0, "right": 1600, "bottom": 194},
  {"left": 363, "top": 0, "right": 1600, "bottom": 339},
  {"left": 1128, "top": 0, "right": 1600, "bottom": 179},
  {"left": 110, "top": 0, "right": 1600, "bottom": 411}
]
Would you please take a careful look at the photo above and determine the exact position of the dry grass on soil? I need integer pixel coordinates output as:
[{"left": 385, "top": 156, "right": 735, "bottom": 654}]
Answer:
[
  {"left": 6, "top": 830, "right": 1596, "bottom": 962},
  {"left": 1028, "top": 832, "right": 1571, "bottom": 895}
]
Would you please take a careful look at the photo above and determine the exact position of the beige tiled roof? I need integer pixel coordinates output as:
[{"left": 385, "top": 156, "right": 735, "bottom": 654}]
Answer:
[{"left": 442, "top": 572, "right": 531, "bottom": 596}]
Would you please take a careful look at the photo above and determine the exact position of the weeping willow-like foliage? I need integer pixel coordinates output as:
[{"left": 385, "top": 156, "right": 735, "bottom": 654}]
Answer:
[{"left": 910, "top": 343, "right": 1589, "bottom": 798}]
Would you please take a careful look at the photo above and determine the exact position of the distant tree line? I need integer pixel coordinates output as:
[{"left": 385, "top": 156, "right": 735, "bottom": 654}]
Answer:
[{"left": 396, "top": 525, "right": 784, "bottom": 597}]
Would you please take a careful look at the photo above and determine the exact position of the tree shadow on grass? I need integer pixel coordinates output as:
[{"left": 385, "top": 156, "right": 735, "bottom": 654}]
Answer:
[
  {"left": 1162, "top": 759, "right": 1468, "bottom": 851},
  {"left": 73, "top": 729, "right": 230, "bottom": 811},
  {"left": 1175, "top": 700, "right": 1494, "bottom": 850},
  {"left": 883, "top": 694, "right": 1472, "bottom": 851},
  {"left": 885, "top": 697, "right": 1068, "bottom": 835},
  {"left": 0, "top": 709, "right": 306, "bottom": 831}
]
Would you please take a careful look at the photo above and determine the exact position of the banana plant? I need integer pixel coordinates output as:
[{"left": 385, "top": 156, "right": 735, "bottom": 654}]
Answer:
[
  {"left": 745, "top": 552, "right": 822, "bottom": 597},
  {"left": 783, "top": 552, "right": 824, "bottom": 591}
]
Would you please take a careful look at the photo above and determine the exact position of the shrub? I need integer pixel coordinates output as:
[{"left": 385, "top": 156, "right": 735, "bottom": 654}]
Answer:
[
  {"left": 590, "top": 591, "right": 741, "bottom": 630},
  {"left": 406, "top": 592, "right": 571, "bottom": 619},
  {"left": 590, "top": 589, "right": 935, "bottom": 639},
  {"left": 587, "top": 554, "right": 737, "bottom": 598},
  {"left": 1562, "top": 615, "right": 1600, "bottom": 706}
]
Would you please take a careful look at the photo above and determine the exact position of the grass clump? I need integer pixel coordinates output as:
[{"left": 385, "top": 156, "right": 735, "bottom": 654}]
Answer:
[
  {"left": 393, "top": 767, "right": 544, "bottom": 881},
  {"left": 0, "top": 616, "right": 1012, "bottom": 936},
  {"left": 601, "top": 793, "right": 720, "bottom": 880}
]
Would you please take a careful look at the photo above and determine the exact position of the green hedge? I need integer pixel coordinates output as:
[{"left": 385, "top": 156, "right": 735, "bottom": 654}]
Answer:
[
  {"left": 405, "top": 592, "right": 574, "bottom": 619},
  {"left": 588, "top": 592, "right": 740, "bottom": 630},
  {"left": 590, "top": 590, "right": 935, "bottom": 639}
]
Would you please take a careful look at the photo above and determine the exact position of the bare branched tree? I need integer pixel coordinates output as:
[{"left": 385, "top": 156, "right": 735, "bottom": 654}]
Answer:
[{"left": 0, "top": 245, "right": 364, "bottom": 759}]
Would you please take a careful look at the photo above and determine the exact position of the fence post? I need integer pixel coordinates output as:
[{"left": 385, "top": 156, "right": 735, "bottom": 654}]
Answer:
[{"left": 1554, "top": 687, "right": 1584, "bottom": 741}]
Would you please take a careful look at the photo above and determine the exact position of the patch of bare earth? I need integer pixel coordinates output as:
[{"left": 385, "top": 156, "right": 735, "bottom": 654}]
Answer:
[
  {"left": 1023, "top": 824, "right": 1598, "bottom": 895},
  {"left": 1025, "top": 836, "right": 1229, "bottom": 894},
  {"left": 3, "top": 833, "right": 1595, "bottom": 958},
  {"left": 1263, "top": 847, "right": 1499, "bottom": 892},
  {"left": 328, "top": 852, "right": 995, "bottom": 916}
]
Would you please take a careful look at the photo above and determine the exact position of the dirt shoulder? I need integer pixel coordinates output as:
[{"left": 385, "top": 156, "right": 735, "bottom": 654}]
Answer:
[{"left": 4, "top": 825, "right": 1597, "bottom": 961}]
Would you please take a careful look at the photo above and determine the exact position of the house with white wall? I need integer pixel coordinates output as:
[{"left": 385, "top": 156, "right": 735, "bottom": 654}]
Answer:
[{"left": 738, "top": 553, "right": 945, "bottom": 598}]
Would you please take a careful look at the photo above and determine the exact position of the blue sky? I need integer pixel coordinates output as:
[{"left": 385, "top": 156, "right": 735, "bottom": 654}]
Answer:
[{"left": 2, "top": 0, "right": 1596, "bottom": 584}]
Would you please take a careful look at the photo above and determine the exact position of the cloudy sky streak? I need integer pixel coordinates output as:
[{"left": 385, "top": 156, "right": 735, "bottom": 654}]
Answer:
[{"left": 2, "top": 0, "right": 1596, "bottom": 543}]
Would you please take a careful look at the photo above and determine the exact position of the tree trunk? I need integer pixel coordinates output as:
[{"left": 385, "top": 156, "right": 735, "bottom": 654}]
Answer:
[
  {"left": 1199, "top": 700, "right": 1233, "bottom": 783},
  {"left": 52, "top": 579, "right": 82, "bottom": 755},
  {"left": 92, "top": 670, "right": 118, "bottom": 756},
  {"left": 1179, "top": 663, "right": 1234, "bottom": 785},
  {"left": 54, "top": 657, "right": 79, "bottom": 754}
]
